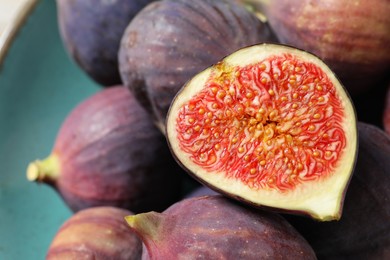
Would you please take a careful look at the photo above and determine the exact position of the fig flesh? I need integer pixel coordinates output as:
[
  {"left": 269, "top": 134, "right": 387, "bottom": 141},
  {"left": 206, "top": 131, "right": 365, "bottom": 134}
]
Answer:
[
  {"left": 27, "top": 87, "right": 181, "bottom": 213},
  {"left": 125, "top": 195, "right": 317, "bottom": 259},
  {"left": 285, "top": 122, "right": 390, "bottom": 259},
  {"left": 166, "top": 43, "right": 358, "bottom": 221},
  {"left": 46, "top": 206, "right": 142, "bottom": 259},
  {"left": 118, "top": 0, "right": 277, "bottom": 131},
  {"left": 260, "top": 0, "right": 390, "bottom": 94},
  {"left": 56, "top": 0, "right": 156, "bottom": 86}
]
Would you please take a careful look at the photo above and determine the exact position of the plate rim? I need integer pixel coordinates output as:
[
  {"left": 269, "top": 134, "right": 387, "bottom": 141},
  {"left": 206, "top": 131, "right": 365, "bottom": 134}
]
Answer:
[{"left": 0, "top": 0, "right": 40, "bottom": 68}]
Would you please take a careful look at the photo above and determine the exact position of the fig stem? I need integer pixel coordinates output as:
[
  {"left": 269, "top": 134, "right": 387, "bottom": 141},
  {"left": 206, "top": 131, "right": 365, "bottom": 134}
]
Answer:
[
  {"left": 26, "top": 153, "right": 60, "bottom": 183},
  {"left": 240, "top": 0, "right": 270, "bottom": 22},
  {"left": 125, "top": 212, "right": 164, "bottom": 242}
]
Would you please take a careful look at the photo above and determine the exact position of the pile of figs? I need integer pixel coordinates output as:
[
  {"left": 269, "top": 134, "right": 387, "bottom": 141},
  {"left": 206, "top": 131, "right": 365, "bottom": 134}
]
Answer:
[{"left": 27, "top": 0, "right": 389, "bottom": 258}]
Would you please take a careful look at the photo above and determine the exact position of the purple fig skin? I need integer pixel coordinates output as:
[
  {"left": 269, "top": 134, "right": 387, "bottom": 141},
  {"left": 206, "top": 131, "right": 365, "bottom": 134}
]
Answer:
[
  {"left": 126, "top": 196, "right": 317, "bottom": 259},
  {"left": 27, "top": 87, "right": 182, "bottom": 213},
  {"left": 119, "top": 0, "right": 277, "bottom": 130},
  {"left": 56, "top": 0, "right": 156, "bottom": 86},
  {"left": 285, "top": 122, "right": 390, "bottom": 259},
  {"left": 184, "top": 185, "right": 219, "bottom": 198},
  {"left": 262, "top": 0, "right": 390, "bottom": 94},
  {"left": 46, "top": 206, "right": 142, "bottom": 259}
]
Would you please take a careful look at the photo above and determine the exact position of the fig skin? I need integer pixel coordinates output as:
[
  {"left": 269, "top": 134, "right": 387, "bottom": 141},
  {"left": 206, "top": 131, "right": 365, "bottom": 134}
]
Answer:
[
  {"left": 27, "top": 87, "right": 181, "bottom": 213},
  {"left": 285, "top": 122, "right": 390, "bottom": 259},
  {"left": 46, "top": 206, "right": 142, "bottom": 259},
  {"left": 118, "top": 0, "right": 277, "bottom": 131},
  {"left": 126, "top": 195, "right": 317, "bottom": 259},
  {"left": 260, "top": 0, "right": 390, "bottom": 94},
  {"left": 184, "top": 185, "right": 219, "bottom": 198},
  {"left": 56, "top": 0, "right": 156, "bottom": 86}
]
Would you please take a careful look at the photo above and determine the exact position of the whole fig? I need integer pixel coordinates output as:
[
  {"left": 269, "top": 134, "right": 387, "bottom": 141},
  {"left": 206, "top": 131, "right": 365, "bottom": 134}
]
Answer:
[
  {"left": 285, "top": 122, "right": 390, "bottom": 259},
  {"left": 119, "top": 0, "right": 277, "bottom": 131},
  {"left": 261, "top": 0, "right": 390, "bottom": 94},
  {"left": 47, "top": 206, "right": 142, "bottom": 259},
  {"left": 125, "top": 196, "right": 317, "bottom": 259},
  {"left": 56, "top": 0, "right": 156, "bottom": 86},
  {"left": 27, "top": 87, "right": 181, "bottom": 213}
]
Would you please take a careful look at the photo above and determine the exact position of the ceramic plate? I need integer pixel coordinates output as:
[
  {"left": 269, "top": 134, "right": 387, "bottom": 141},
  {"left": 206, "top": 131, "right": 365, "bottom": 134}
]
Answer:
[{"left": 0, "top": 0, "right": 100, "bottom": 258}]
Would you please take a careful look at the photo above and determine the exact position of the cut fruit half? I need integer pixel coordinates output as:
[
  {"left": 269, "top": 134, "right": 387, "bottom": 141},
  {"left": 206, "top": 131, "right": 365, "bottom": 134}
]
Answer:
[{"left": 166, "top": 43, "right": 358, "bottom": 221}]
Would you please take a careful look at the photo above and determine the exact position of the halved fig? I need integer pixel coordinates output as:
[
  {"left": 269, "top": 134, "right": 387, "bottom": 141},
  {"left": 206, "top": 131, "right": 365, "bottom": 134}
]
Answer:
[{"left": 166, "top": 43, "right": 358, "bottom": 221}]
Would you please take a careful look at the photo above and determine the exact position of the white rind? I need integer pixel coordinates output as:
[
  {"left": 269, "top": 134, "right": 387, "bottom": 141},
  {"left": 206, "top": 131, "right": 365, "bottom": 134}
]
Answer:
[{"left": 166, "top": 43, "right": 358, "bottom": 221}]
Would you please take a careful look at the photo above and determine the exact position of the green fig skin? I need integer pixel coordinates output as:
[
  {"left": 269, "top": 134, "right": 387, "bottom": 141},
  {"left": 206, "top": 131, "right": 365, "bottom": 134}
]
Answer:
[
  {"left": 27, "top": 87, "right": 182, "bottom": 213},
  {"left": 126, "top": 196, "right": 317, "bottom": 259},
  {"left": 118, "top": 0, "right": 277, "bottom": 130},
  {"left": 46, "top": 207, "right": 142, "bottom": 259},
  {"left": 285, "top": 122, "right": 390, "bottom": 259}
]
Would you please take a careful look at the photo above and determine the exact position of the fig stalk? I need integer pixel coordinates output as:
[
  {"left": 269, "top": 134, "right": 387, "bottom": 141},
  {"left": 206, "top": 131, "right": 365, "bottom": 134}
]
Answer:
[
  {"left": 27, "top": 154, "right": 60, "bottom": 184},
  {"left": 125, "top": 212, "right": 163, "bottom": 252}
]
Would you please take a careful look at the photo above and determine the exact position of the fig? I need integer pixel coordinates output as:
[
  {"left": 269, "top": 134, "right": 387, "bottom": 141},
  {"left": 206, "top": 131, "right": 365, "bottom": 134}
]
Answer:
[
  {"left": 285, "top": 122, "right": 390, "bottom": 259},
  {"left": 56, "top": 0, "right": 155, "bottom": 86},
  {"left": 125, "top": 195, "right": 317, "bottom": 259},
  {"left": 27, "top": 87, "right": 181, "bottom": 213},
  {"left": 259, "top": 0, "right": 390, "bottom": 94},
  {"left": 46, "top": 206, "right": 142, "bottom": 259},
  {"left": 185, "top": 185, "right": 219, "bottom": 198},
  {"left": 166, "top": 43, "right": 358, "bottom": 221},
  {"left": 118, "top": 0, "right": 277, "bottom": 131}
]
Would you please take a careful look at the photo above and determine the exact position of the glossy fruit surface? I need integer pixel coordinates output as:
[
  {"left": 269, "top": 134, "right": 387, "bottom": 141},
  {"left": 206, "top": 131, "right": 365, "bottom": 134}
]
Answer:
[
  {"left": 57, "top": 0, "right": 155, "bottom": 86},
  {"left": 47, "top": 206, "right": 142, "bottom": 259},
  {"left": 27, "top": 87, "right": 181, "bottom": 213},
  {"left": 167, "top": 43, "right": 358, "bottom": 221},
  {"left": 126, "top": 195, "right": 317, "bottom": 259},
  {"left": 119, "top": 0, "right": 277, "bottom": 130}
]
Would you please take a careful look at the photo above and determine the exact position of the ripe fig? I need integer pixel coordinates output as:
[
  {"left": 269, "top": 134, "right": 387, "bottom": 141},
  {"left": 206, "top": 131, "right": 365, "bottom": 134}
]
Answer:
[
  {"left": 119, "top": 0, "right": 277, "bottom": 131},
  {"left": 285, "top": 122, "right": 390, "bottom": 259},
  {"left": 27, "top": 87, "right": 181, "bottom": 213},
  {"left": 125, "top": 195, "right": 317, "bottom": 259},
  {"left": 46, "top": 206, "right": 142, "bottom": 259},
  {"left": 56, "top": 0, "right": 156, "bottom": 86},
  {"left": 185, "top": 185, "right": 219, "bottom": 198},
  {"left": 166, "top": 43, "right": 358, "bottom": 221},
  {"left": 260, "top": 0, "right": 390, "bottom": 94}
]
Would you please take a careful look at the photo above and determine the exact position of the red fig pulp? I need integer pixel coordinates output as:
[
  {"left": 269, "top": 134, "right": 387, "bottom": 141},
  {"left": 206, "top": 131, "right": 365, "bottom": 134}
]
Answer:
[
  {"left": 126, "top": 196, "right": 317, "bottom": 259},
  {"left": 46, "top": 206, "right": 142, "bottom": 259},
  {"left": 166, "top": 43, "right": 358, "bottom": 221},
  {"left": 27, "top": 87, "right": 181, "bottom": 213}
]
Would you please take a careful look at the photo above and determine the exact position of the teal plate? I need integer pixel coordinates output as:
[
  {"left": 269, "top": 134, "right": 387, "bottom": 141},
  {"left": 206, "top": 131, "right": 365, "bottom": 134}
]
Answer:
[{"left": 0, "top": 0, "right": 100, "bottom": 258}]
